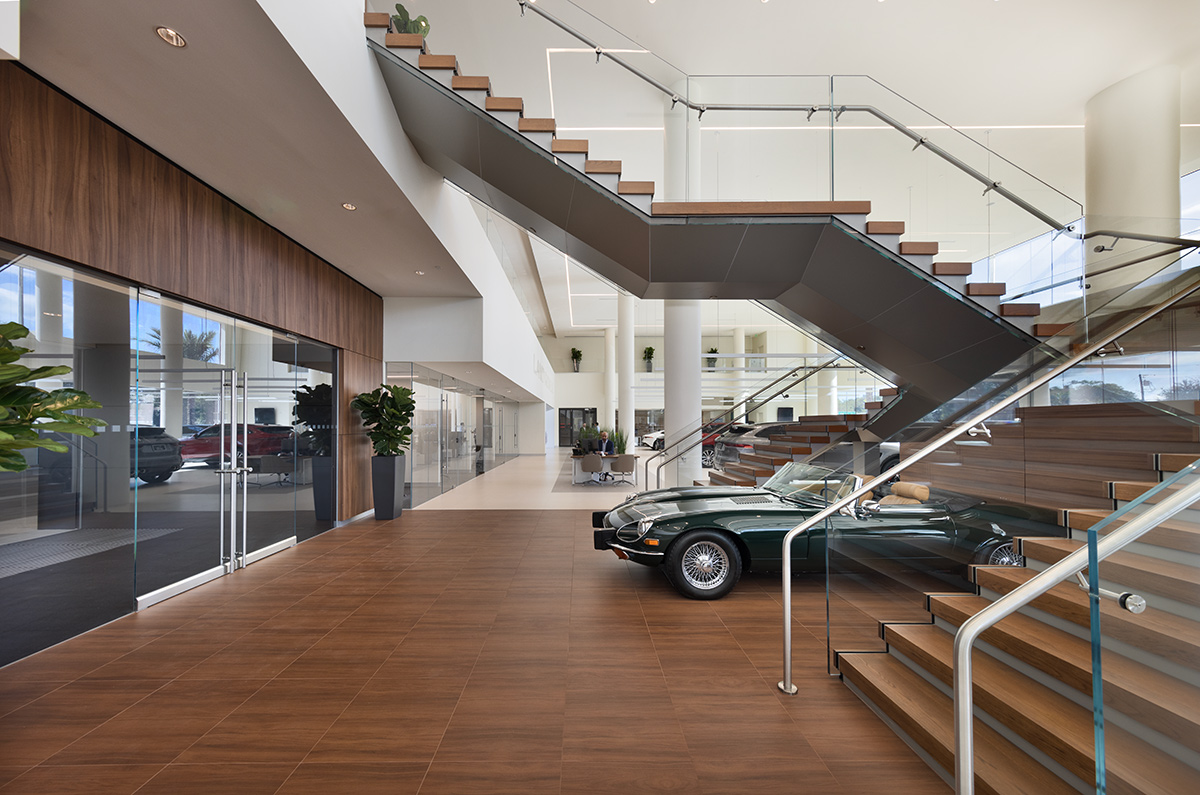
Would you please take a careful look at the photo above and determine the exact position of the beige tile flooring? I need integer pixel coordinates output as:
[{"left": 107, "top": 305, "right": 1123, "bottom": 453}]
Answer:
[{"left": 0, "top": 451, "right": 947, "bottom": 793}]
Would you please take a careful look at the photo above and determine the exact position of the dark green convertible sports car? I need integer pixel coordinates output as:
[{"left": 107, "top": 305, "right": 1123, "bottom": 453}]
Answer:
[{"left": 593, "top": 462, "right": 1062, "bottom": 599}]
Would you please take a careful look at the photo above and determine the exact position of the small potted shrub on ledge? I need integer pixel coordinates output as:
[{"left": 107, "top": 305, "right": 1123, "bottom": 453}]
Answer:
[
  {"left": 707, "top": 348, "right": 719, "bottom": 368},
  {"left": 571, "top": 347, "right": 582, "bottom": 372},
  {"left": 351, "top": 383, "right": 416, "bottom": 520},
  {"left": 643, "top": 346, "right": 655, "bottom": 372}
]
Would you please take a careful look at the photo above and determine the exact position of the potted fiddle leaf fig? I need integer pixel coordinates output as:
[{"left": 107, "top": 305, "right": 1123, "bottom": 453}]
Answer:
[
  {"left": 391, "top": 3, "right": 430, "bottom": 36},
  {"left": 570, "top": 347, "right": 582, "bottom": 372},
  {"left": 293, "top": 383, "right": 335, "bottom": 521},
  {"left": 351, "top": 384, "right": 416, "bottom": 520},
  {"left": 643, "top": 346, "right": 655, "bottom": 373},
  {"left": 0, "top": 322, "right": 106, "bottom": 473}
]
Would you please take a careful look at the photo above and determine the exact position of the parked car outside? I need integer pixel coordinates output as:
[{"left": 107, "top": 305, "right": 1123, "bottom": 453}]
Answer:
[
  {"left": 40, "top": 427, "right": 183, "bottom": 484},
  {"left": 180, "top": 424, "right": 295, "bottom": 467},
  {"left": 640, "top": 430, "right": 664, "bottom": 450},
  {"left": 641, "top": 422, "right": 743, "bottom": 467},
  {"left": 593, "top": 462, "right": 1061, "bottom": 599}
]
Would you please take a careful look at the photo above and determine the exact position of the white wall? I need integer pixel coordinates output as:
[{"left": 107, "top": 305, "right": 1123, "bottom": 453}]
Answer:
[
  {"left": 258, "top": 0, "right": 553, "bottom": 406},
  {"left": 0, "top": 0, "right": 18, "bottom": 59}
]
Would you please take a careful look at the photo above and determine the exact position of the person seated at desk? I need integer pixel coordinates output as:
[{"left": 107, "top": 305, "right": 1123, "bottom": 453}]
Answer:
[{"left": 597, "top": 431, "right": 615, "bottom": 456}]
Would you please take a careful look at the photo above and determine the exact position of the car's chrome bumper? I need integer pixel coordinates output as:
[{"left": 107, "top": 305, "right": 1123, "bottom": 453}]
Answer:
[{"left": 593, "top": 528, "right": 665, "bottom": 562}]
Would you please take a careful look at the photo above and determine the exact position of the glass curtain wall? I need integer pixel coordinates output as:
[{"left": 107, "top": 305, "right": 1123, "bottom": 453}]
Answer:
[
  {"left": 0, "top": 246, "right": 337, "bottom": 666},
  {"left": 388, "top": 362, "right": 521, "bottom": 508}
]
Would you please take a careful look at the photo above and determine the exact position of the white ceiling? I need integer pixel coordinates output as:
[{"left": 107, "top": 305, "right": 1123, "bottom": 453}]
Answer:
[{"left": 14, "top": 0, "right": 1200, "bottom": 370}]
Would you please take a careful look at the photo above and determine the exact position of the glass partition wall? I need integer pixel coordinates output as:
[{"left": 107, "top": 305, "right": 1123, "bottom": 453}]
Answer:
[
  {"left": 0, "top": 247, "right": 337, "bottom": 666},
  {"left": 389, "top": 362, "right": 521, "bottom": 508}
]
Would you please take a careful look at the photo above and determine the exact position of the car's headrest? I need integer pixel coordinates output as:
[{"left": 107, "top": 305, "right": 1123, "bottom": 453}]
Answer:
[{"left": 890, "top": 482, "right": 930, "bottom": 502}]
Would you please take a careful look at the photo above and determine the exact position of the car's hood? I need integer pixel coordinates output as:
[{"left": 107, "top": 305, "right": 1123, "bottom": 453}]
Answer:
[{"left": 607, "top": 486, "right": 813, "bottom": 528}]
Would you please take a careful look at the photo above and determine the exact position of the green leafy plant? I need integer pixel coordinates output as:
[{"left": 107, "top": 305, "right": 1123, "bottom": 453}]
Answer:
[
  {"left": 392, "top": 3, "right": 430, "bottom": 36},
  {"left": 707, "top": 347, "right": 719, "bottom": 368},
  {"left": 351, "top": 384, "right": 416, "bottom": 456},
  {"left": 610, "top": 427, "right": 627, "bottom": 454},
  {"left": 293, "top": 383, "right": 334, "bottom": 456},
  {"left": 643, "top": 346, "right": 655, "bottom": 362},
  {"left": 570, "top": 347, "right": 582, "bottom": 363},
  {"left": 0, "top": 322, "right": 106, "bottom": 472}
]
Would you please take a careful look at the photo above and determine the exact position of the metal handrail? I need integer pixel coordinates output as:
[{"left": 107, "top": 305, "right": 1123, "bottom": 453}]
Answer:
[
  {"left": 647, "top": 356, "right": 847, "bottom": 489},
  {"left": 778, "top": 266, "right": 1200, "bottom": 695},
  {"left": 639, "top": 356, "right": 832, "bottom": 487},
  {"left": 516, "top": 0, "right": 1074, "bottom": 232},
  {"left": 953, "top": 465, "right": 1200, "bottom": 793}
]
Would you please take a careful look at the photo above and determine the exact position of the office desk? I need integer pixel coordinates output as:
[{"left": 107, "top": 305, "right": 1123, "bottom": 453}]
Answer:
[{"left": 571, "top": 455, "right": 637, "bottom": 485}]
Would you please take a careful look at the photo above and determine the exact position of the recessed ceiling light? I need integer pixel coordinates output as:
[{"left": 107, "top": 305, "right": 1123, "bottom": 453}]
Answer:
[
  {"left": 341, "top": 202, "right": 357, "bottom": 211},
  {"left": 155, "top": 27, "right": 187, "bottom": 48},
  {"left": 415, "top": 270, "right": 425, "bottom": 276}
]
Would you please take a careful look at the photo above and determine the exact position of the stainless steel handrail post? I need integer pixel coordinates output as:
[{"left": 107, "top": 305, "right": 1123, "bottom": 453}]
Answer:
[
  {"left": 240, "top": 371, "right": 249, "bottom": 568},
  {"left": 218, "top": 371, "right": 227, "bottom": 568},
  {"left": 779, "top": 271, "right": 1200, "bottom": 695},
  {"left": 952, "top": 468, "right": 1200, "bottom": 794}
]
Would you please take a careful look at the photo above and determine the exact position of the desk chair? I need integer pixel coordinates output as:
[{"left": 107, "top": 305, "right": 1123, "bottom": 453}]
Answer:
[
  {"left": 580, "top": 453, "right": 604, "bottom": 484},
  {"left": 610, "top": 454, "right": 636, "bottom": 485}
]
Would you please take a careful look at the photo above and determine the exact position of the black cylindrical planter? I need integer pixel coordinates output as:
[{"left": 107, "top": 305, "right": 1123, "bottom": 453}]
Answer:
[
  {"left": 371, "top": 454, "right": 406, "bottom": 520},
  {"left": 311, "top": 456, "right": 335, "bottom": 522}
]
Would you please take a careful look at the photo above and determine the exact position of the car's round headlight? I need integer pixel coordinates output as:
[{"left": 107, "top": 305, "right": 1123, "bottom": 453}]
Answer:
[
  {"left": 637, "top": 517, "right": 654, "bottom": 537},
  {"left": 617, "top": 517, "right": 657, "bottom": 543}
]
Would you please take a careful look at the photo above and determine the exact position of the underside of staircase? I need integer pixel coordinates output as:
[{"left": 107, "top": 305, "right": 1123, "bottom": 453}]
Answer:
[{"left": 363, "top": 16, "right": 1067, "bottom": 436}]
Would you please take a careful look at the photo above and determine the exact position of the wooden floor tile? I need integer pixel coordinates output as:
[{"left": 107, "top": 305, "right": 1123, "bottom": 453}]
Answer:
[{"left": 0, "top": 509, "right": 949, "bottom": 793}]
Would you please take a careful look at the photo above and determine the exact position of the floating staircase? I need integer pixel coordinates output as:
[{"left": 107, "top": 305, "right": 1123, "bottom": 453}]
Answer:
[
  {"left": 364, "top": 15, "right": 1063, "bottom": 434},
  {"left": 839, "top": 401, "right": 1200, "bottom": 791}
]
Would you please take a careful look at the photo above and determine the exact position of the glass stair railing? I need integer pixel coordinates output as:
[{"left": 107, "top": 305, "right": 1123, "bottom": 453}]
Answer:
[{"left": 776, "top": 249, "right": 1200, "bottom": 791}]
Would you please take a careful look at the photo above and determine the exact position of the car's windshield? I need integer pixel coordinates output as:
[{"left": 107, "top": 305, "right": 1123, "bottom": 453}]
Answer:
[{"left": 763, "top": 462, "right": 860, "bottom": 506}]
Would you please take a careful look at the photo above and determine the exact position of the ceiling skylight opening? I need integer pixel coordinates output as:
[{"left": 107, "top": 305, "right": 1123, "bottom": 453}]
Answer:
[{"left": 155, "top": 27, "right": 187, "bottom": 48}]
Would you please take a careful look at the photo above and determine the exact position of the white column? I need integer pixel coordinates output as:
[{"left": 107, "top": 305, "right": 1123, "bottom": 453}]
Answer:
[
  {"left": 617, "top": 292, "right": 635, "bottom": 438},
  {"left": 664, "top": 299, "right": 702, "bottom": 486},
  {"left": 730, "top": 326, "right": 746, "bottom": 421},
  {"left": 159, "top": 304, "right": 184, "bottom": 438},
  {"left": 602, "top": 326, "right": 616, "bottom": 429},
  {"left": 1085, "top": 65, "right": 1181, "bottom": 293}
]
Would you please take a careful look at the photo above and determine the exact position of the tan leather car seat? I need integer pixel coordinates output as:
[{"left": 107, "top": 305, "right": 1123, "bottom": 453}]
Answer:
[{"left": 878, "top": 482, "right": 930, "bottom": 505}]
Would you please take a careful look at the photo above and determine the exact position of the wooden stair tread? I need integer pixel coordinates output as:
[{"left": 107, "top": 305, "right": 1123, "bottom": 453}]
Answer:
[
  {"left": 1032, "top": 323, "right": 1072, "bottom": 337},
  {"left": 550, "top": 139, "right": 588, "bottom": 154},
  {"left": 485, "top": 96, "right": 523, "bottom": 113},
  {"left": 725, "top": 462, "right": 774, "bottom": 478},
  {"left": 838, "top": 652, "right": 1077, "bottom": 795},
  {"left": 709, "top": 470, "right": 754, "bottom": 487},
  {"left": 650, "top": 201, "right": 871, "bottom": 217},
  {"left": 885, "top": 623, "right": 1199, "bottom": 793},
  {"left": 974, "top": 566, "right": 1200, "bottom": 672},
  {"left": 740, "top": 452, "right": 792, "bottom": 467},
  {"left": 999, "top": 303, "right": 1040, "bottom": 317},
  {"left": 966, "top": 283, "right": 1006, "bottom": 296},
  {"left": 1020, "top": 537, "right": 1200, "bottom": 607},
  {"left": 758, "top": 442, "right": 813, "bottom": 454},
  {"left": 418, "top": 53, "right": 458, "bottom": 71},
  {"left": 451, "top": 75, "right": 490, "bottom": 92},
  {"left": 584, "top": 160, "right": 621, "bottom": 174},
  {"left": 617, "top": 181, "right": 654, "bottom": 195},
  {"left": 518, "top": 117, "right": 555, "bottom": 133},
  {"left": 865, "top": 221, "right": 905, "bottom": 235},
  {"left": 933, "top": 261, "right": 973, "bottom": 276},
  {"left": 1157, "top": 452, "right": 1200, "bottom": 471},
  {"left": 1064, "top": 508, "right": 1200, "bottom": 555},
  {"left": 931, "top": 594, "right": 1200, "bottom": 754},
  {"left": 385, "top": 32, "right": 426, "bottom": 49},
  {"left": 364, "top": 12, "right": 391, "bottom": 28},
  {"left": 899, "top": 241, "right": 939, "bottom": 256}
]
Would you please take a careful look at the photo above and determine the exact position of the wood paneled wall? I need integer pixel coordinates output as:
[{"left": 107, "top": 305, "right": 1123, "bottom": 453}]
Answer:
[
  {"left": 0, "top": 63, "right": 382, "bottom": 360},
  {"left": 1, "top": 62, "right": 386, "bottom": 521},
  {"left": 339, "top": 350, "right": 384, "bottom": 520}
]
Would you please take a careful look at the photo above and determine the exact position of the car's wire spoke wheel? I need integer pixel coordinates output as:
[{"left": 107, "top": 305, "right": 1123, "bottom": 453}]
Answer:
[
  {"left": 986, "top": 542, "right": 1024, "bottom": 567},
  {"left": 681, "top": 541, "right": 729, "bottom": 590}
]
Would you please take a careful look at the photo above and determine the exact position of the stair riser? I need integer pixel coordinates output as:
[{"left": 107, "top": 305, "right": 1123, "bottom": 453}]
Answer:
[
  {"left": 555, "top": 152, "right": 586, "bottom": 172},
  {"left": 523, "top": 131, "right": 554, "bottom": 151},
  {"left": 423, "top": 68, "right": 456, "bottom": 89},
  {"left": 589, "top": 172, "right": 620, "bottom": 193},
  {"left": 455, "top": 89, "right": 489, "bottom": 110},
  {"left": 490, "top": 110, "right": 522, "bottom": 130},
  {"left": 622, "top": 193, "right": 652, "bottom": 214}
]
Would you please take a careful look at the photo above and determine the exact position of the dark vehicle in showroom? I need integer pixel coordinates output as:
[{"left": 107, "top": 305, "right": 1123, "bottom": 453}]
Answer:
[
  {"left": 593, "top": 462, "right": 1061, "bottom": 599},
  {"left": 41, "top": 427, "right": 183, "bottom": 484},
  {"left": 180, "top": 424, "right": 295, "bottom": 467}
]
